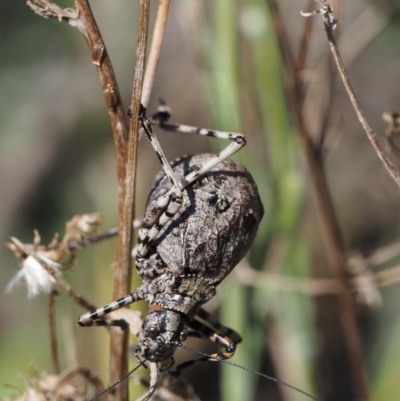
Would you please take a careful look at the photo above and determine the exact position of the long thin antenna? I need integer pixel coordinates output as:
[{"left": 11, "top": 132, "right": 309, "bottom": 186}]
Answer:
[
  {"left": 176, "top": 342, "right": 319, "bottom": 401},
  {"left": 89, "top": 347, "right": 159, "bottom": 401}
]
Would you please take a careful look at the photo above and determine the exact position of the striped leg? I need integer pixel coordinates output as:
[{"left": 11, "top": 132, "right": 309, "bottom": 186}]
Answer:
[
  {"left": 196, "top": 307, "right": 242, "bottom": 346},
  {"left": 134, "top": 107, "right": 183, "bottom": 262},
  {"left": 134, "top": 103, "right": 246, "bottom": 263},
  {"left": 77, "top": 286, "right": 145, "bottom": 327},
  {"left": 171, "top": 308, "right": 242, "bottom": 375},
  {"left": 152, "top": 100, "right": 246, "bottom": 187}
]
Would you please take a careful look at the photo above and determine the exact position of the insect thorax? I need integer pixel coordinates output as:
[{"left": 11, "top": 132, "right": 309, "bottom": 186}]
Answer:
[{"left": 142, "top": 273, "right": 217, "bottom": 318}]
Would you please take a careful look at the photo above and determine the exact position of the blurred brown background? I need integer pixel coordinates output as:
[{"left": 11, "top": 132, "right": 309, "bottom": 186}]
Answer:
[{"left": 2, "top": 1, "right": 400, "bottom": 400}]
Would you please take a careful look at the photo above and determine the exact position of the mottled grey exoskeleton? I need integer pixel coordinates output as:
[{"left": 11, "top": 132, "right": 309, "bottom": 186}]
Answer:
[{"left": 78, "top": 103, "right": 264, "bottom": 369}]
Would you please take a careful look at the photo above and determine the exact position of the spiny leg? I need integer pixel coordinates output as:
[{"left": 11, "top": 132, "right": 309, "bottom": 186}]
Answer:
[
  {"left": 152, "top": 100, "right": 246, "bottom": 190},
  {"left": 196, "top": 307, "right": 242, "bottom": 345},
  {"left": 171, "top": 312, "right": 242, "bottom": 376},
  {"left": 134, "top": 106, "right": 184, "bottom": 261},
  {"left": 135, "top": 102, "right": 246, "bottom": 261},
  {"left": 139, "top": 105, "right": 181, "bottom": 193},
  {"left": 77, "top": 286, "right": 145, "bottom": 327}
]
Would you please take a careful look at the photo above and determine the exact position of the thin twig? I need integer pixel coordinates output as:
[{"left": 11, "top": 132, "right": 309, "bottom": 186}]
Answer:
[
  {"left": 269, "top": 1, "right": 370, "bottom": 398},
  {"left": 136, "top": 363, "right": 159, "bottom": 401},
  {"left": 375, "top": 264, "right": 400, "bottom": 288},
  {"left": 47, "top": 291, "right": 60, "bottom": 374},
  {"left": 62, "top": 312, "right": 79, "bottom": 368},
  {"left": 319, "top": 3, "right": 400, "bottom": 188},
  {"left": 368, "top": 239, "right": 400, "bottom": 266},
  {"left": 236, "top": 263, "right": 341, "bottom": 295},
  {"left": 110, "top": 2, "right": 150, "bottom": 400},
  {"left": 68, "top": 227, "right": 118, "bottom": 250},
  {"left": 267, "top": 0, "right": 294, "bottom": 74},
  {"left": 297, "top": 44, "right": 371, "bottom": 401},
  {"left": 141, "top": 0, "right": 171, "bottom": 107},
  {"left": 68, "top": 219, "right": 143, "bottom": 250},
  {"left": 27, "top": 0, "right": 77, "bottom": 20},
  {"left": 237, "top": 259, "right": 400, "bottom": 294}
]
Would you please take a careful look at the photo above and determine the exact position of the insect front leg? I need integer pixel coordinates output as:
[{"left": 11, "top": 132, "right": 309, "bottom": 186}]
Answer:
[
  {"left": 77, "top": 286, "right": 145, "bottom": 327},
  {"left": 172, "top": 308, "right": 242, "bottom": 376},
  {"left": 133, "top": 107, "right": 184, "bottom": 269},
  {"left": 152, "top": 100, "right": 246, "bottom": 191}
]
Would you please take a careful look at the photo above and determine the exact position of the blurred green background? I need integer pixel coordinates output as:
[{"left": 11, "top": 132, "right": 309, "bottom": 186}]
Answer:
[{"left": 2, "top": 1, "right": 400, "bottom": 400}]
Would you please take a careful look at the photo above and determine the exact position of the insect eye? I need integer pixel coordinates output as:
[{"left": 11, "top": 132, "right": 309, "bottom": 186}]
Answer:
[
  {"left": 179, "top": 330, "right": 188, "bottom": 341},
  {"left": 147, "top": 326, "right": 159, "bottom": 339}
]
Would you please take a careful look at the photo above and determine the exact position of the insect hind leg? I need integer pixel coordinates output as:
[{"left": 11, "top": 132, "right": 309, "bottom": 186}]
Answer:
[{"left": 171, "top": 309, "right": 242, "bottom": 376}]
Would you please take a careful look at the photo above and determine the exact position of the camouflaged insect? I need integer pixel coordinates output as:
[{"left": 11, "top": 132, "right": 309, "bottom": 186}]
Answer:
[{"left": 78, "top": 104, "right": 264, "bottom": 369}]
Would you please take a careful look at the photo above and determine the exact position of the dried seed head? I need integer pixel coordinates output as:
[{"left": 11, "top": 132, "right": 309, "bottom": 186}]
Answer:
[
  {"left": 5, "top": 368, "right": 107, "bottom": 401},
  {"left": 6, "top": 254, "right": 58, "bottom": 298},
  {"left": 5, "top": 237, "right": 61, "bottom": 298},
  {"left": 64, "top": 213, "right": 104, "bottom": 243},
  {"left": 6, "top": 213, "right": 105, "bottom": 297}
]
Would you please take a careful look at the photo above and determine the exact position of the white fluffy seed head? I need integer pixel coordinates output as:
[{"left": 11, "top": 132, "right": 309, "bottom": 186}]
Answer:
[{"left": 6, "top": 254, "right": 59, "bottom": 298}]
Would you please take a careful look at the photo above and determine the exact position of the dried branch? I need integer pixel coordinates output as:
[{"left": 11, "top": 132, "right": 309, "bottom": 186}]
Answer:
[
  {"left": 141, "top": 0, "right": 171, "bottom": 107},
  {"left": 268, "top": 1, "right": 370, "bottom": 398},
  {"left": 48, "top": 291, "right": 60, "bottom": 374},
  {"left": 68, "top": 227, "right": 118, "bottom": 250},
  {"left": 235, "top": 262, "right": 341, "bottom": 295},
  {"left": 136, "top": 363, "right": 159, "bottom": 401},
  {"left": 368, "top": 238, "right": 400, "bottom": 266},
  {"left": 62, "top": 312, "right": 79, "bottom": 368},
  {"left": 6, "top": 234, "right": 97, "bottom": 310},
  {"left": 109, "top": 1, "right": 150, "bottom": 400},
  {"left": 27, "top": 0, "right": 78, "bottom": 20},
  {"left": 237, "top": 256, "right": 400, "bottom": 304},
  {"left": 312, "top": 1, "right": 400, "bottom": 188},
  {"left": 375, "top": 264, "right": 400, "bottom": 288}
]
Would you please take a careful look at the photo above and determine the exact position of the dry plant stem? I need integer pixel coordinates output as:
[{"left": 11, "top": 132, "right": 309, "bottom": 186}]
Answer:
[
  {"left": 296, "top": 51, "right": 370, "bottom": 401},
  {"left": 374, "top": 264, "right": 400, "bottom": 288},
  {"left": 300, "top": 108, "right": 369, "bottom": 401},
  {"left": 368, "top": 239, "right": 400, "bottom": 266},
  {"left": 62, "top": 312, "right": 79, "bottom": 367},
  {"left": 238, "top": 261, "right": 400, "bottom": 294},
  {"left": 269, "top": 2, "right": 370, "bottom": 399},
  {"left": 268, "top": 0, "right": 294, "bottom": 73},
  {"left": 48, "top": 291, "right": 60, "bottom": 374},
  {"left": 141, "top": 0, "right": 171, "bottom": 107},
  {"left": 236, "top": 264, "right": 341, "bottom": 295},
  {"left": 136, "top": 363, "right": 159, "bottom": 401},
  {"left": 110, "top": 2, "right": 150, "bottom": 400},
  {"left": 73, "top": 0, "right": 129, "bottom": 199},
  {"left": 322, "top": 16, "right": 400, "bottom": 188},
  {"left": 68, "top": 227, "right": 118, "bottom": 250}
]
